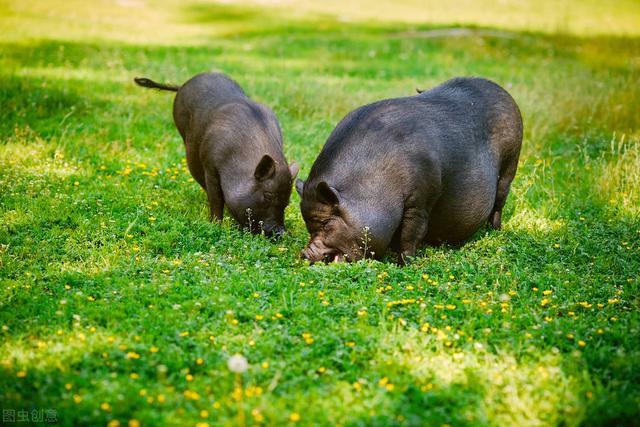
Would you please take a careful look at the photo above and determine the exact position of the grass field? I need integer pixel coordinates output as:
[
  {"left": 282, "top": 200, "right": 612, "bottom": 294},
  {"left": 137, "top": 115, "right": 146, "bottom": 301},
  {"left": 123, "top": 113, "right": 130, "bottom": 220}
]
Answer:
[{"left": 1, "top": 0, "right": 639, "bottom": 426}]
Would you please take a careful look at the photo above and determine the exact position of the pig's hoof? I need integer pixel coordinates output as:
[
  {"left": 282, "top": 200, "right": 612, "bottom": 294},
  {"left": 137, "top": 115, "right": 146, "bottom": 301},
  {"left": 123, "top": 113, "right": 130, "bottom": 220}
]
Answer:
[{"left": 490, "top": 211, "right": 502, "bottom": 230}]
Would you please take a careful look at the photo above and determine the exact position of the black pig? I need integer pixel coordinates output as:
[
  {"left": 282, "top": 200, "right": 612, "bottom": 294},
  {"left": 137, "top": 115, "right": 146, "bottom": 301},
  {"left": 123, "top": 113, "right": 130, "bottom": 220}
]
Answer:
[
  {"left": 135, "top": 73, "right": 298, "bottom": 236},
  {"left": 297, "top": 77, "right": 522, "bottom": 263}
]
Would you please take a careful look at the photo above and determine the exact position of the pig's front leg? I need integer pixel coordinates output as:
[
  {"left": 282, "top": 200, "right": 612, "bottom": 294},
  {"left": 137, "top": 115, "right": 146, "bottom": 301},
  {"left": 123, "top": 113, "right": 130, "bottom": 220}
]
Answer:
[
  {"left": 398, "top": 206, "right": 429, "bottom": 265},
  {"left": 204, "top": 170, "right": 224, "bottom": 221}
]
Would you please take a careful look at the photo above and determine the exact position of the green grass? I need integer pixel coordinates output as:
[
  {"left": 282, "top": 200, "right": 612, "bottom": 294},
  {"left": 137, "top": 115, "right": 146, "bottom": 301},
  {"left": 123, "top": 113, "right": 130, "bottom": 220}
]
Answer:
[{"left": 1, "top": 1, "right": 639, "bottom": 426}]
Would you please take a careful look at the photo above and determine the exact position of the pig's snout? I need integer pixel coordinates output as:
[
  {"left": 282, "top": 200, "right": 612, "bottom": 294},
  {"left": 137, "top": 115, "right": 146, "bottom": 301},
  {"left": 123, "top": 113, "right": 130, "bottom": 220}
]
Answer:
[{"left": 301, "top": 240, "right": 345, "bottom": 263}]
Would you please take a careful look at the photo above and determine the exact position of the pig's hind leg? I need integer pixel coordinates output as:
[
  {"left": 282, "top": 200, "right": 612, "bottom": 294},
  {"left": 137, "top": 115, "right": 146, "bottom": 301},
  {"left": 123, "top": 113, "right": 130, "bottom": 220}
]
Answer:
[{"left": 204, "top": 170, "right": 224, "bottom": 221}]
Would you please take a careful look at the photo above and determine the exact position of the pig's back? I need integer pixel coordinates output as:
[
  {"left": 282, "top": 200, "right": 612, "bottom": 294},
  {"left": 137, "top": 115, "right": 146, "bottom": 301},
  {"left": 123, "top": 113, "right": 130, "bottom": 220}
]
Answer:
[
  {"left": 313, "top": 78, "right": 505, "bottom": 185},
  {"left": 173, "top": 73, "right": 247, "bottom": 138}
]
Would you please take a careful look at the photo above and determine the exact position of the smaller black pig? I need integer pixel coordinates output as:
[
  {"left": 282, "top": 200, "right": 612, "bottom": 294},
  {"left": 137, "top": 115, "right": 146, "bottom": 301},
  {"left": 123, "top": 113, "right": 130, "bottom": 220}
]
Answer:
[
  {"left": 135, "top": 73, "right": 298, "bottom": 236},
  {"left": 297, "top": 77, "right": 522, "bottom": 263}
]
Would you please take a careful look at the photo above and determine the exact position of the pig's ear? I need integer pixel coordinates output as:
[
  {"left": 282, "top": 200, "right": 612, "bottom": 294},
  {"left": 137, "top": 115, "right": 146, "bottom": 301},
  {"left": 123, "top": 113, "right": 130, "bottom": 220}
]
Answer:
[
  {"left": 289, "top": 162, "right": 300, "bottom": 180},
  {"left": 315, "top": 181, "right": 340, "bottom": 206},
  {"left": 295, "top": 179, "right": 304, "bottom": 196},
  {"left": 254, "top": 155, "right": 276, "bottom": 181}
]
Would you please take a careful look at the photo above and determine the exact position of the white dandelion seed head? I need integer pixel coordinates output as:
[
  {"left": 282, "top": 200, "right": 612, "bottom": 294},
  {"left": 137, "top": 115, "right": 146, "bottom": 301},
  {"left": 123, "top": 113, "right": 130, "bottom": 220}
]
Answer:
[{"left": 227, "top": 354, "right": 248, "bottom": 373}]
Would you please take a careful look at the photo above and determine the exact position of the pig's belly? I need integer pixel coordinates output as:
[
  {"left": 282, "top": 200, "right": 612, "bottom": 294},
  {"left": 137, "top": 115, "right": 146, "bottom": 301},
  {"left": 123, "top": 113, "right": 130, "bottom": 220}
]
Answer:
[{"left": 424, "top": 169, "right": 497, "bottom": 244}]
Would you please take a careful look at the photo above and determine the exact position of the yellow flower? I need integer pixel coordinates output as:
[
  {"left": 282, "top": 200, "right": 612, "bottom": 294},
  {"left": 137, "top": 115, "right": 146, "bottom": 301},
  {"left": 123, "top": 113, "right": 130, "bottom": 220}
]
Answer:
[
  {"left": 157, "top": 394, "right": 165, "bottom": 403},
  {"left": 255, "top": 314, "right": 264, "bottom": 321},
  {"left": 578, "top": 340, "right": 586, "bottom": 347},
  {"left": 251, "top": 409, "right": 264, "bottom": 422},
  {"left": 231, "top": 387, "right": 243, "bottom": 401},
  {"left": 186, "top": 374, "right": 194, "bottom": 381},
  {"left": 16, "top": 370, "right": 26, "bottom": 378},
  {"left": 126, "top": 352, "right": 140, "bottom": 359},
  {"left": 130, "top": 373, "right": 139, "bottom": 379},
  {"left": 183, "top": 390, "right": 200, "bottom": 400},
  {"left": 318, "top": 367, "right": 326, "bottom": 374},
  {"left": 107, "top": 421, "right": 120, "bottom": 427},
  {"left": 420, "top": 383, "right": 433, "bottom": 392},
  {"left": 73, "top": 394, "right": 82, "bottom": 403},
  {"left": 150, "top": 346, "right": 159, "bottom": 353},
  {"left": 543, "top": 290, "right": 553, "bottom": 295},
  {"left": 100, "top": 402, "right": 112, "bottom": 411},
  {"left": 540, "top": 298, "right": 550, "bottom": 306},
  {"left": 289, "top": 412, "right": 301, "bottom": 422},
  {"left": 128, "top": 420, "right": 141, "bottom": 427},
  {"left": 195, "top": 423, "right": 209, "bottom": 427},
  {"left": 200, "top": 410, "right": 209, "bottom": 418},
  {"left": 180, "top": 331, "right": 189, "bottom": 337},
  {"left": 302, "top": 332, "right": 314, "bottom": 344},
  {"left": 345, "top": 341, "right": 355, "bottom": 347},
  {"left": 261, "top": 361, "right": 269, "bottom": 369}
]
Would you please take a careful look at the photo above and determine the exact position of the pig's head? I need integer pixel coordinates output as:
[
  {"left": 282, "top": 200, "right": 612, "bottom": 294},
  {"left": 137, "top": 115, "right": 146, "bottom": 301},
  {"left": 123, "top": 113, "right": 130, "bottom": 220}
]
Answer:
[
  {"left": 227, "top": 155, "right": 299, "bottom": 237},
  {"left": 297, "top": 179, "right": 379, "bottom": 263}
]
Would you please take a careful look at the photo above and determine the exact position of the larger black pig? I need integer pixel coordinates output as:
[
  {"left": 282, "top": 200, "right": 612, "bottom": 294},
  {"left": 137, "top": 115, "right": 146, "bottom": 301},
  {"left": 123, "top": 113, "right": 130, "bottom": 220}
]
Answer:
[
  {"left": 135, "top": 72, "right": 298, "bottom": 236},
  {"left": 297, "top": 77, "right": 522, "bottom": 263}
]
